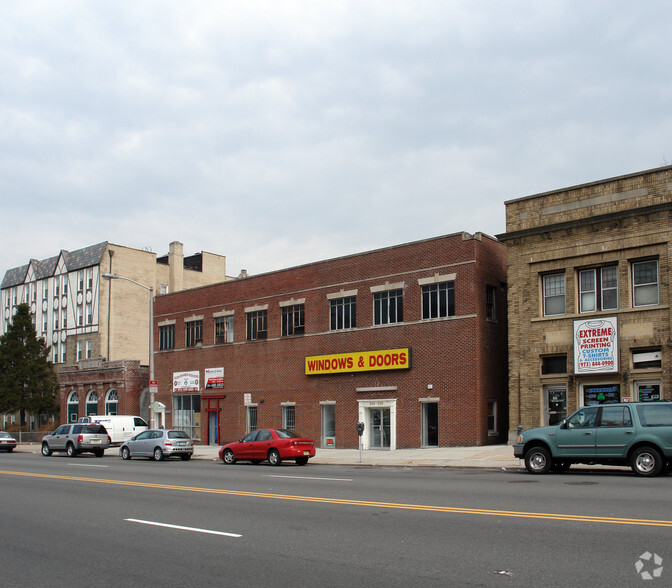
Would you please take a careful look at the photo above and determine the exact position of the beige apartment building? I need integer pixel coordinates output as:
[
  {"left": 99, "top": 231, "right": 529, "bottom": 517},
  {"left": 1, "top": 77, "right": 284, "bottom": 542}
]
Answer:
[
  {"left": 499, "top": 166, "right": 672, "bottom": 440},
  {"left": 1, "top": 240, "right": 231, "bottom": 427}
]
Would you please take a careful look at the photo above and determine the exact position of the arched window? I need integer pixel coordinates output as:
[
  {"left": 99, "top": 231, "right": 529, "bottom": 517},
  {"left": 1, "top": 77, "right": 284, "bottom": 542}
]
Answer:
[
  {"left": 105, "top": 389, "right": 118, "bottom": 415},
  {"left": 86, "top": 390, "right": 98, "bottom": 416},
  {"left": 67, "top": 391, "right": 79, "bottom": 423}
]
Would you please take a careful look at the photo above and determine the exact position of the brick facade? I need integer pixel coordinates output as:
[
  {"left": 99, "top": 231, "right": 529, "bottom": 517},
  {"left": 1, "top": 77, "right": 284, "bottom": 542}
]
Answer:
[
  {"left": 499, "top": 166, "right": 672, "bottom": 440},
  {"left": 153, "top": 232, "right": 508, "bottom": 449}
]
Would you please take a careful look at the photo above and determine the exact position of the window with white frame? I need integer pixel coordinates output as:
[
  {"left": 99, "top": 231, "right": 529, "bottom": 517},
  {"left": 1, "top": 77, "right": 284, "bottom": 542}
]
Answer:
[
  {"left": 77, "top": 270, "right": 84, "bottom": 292},
  {"left": 282, "top": 405, "right": 296, "bottom": 430},
  {"left": 632, "top": 259, "right": 659, "bottom": 307},
  {"left": 247, "top": 405, "right": 258, "bottom": 432},
  {"left": 373, "top": 289, "right": 403, "bottom": 325},
  {"left": 86, "top": 303, "right": 92, "bottom": 325},
  {"left": 579, "top": 266, "right": 617, "bottom": 313},
  {"left": 330, "top": 296, "right": 356, "bottom": 330},
  {"left": 86, "top": 340, "right": 92, "bottom": 359},
  {"left": 422, "top": 282, "right": 454, "bottom": 319},
  {"left": 543, "top": 273, "right": 565, "bottom": 316},
  {"left": 77, "top": 341, "right": 83, "bottom": 361},
  {"left": 77, "top": 305, "right": 83, "bottom": 326},
  {"left": 87, "top": 268, "right": 93, "bottom": 290}
]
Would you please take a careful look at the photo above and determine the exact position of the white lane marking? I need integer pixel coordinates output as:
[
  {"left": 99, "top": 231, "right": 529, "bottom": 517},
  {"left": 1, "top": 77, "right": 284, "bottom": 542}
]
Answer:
[
  {"left": 68, "top": 463, "right": 109, "bottom": 468},
  {"left": 266, "top": 475, "right": 353, "bottom": 482},
  {"left": 125, "top": 519, "right": 242, "bottom": 538}
]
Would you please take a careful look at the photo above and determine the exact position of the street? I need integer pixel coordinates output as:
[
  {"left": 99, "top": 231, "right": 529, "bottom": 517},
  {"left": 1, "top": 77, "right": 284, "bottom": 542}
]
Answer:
[{"left": 1, "top": 452, "right": 670, "bottom": 587}]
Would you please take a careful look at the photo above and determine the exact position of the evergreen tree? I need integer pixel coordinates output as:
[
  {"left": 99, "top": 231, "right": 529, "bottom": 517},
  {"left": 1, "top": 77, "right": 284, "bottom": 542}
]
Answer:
[{"left": 0, "top": 303, "right": 59, "bottom": 424}]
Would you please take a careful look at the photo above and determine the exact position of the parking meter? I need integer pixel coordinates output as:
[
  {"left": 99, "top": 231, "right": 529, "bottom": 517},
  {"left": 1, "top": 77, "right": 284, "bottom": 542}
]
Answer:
[{"left": 356, "top": 422, "right": 365, "bottom": 436}]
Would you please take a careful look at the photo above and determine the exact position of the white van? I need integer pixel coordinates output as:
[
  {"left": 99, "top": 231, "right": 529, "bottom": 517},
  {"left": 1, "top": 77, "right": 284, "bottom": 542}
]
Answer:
[{"left": 77, "top": 415, "right": 149, "bottom": 446}]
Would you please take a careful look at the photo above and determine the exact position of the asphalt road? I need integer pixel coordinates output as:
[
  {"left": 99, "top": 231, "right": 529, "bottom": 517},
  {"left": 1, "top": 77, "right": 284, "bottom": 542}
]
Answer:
[{"left": 1, "top": 452, "right": 670, "bottom": 587}]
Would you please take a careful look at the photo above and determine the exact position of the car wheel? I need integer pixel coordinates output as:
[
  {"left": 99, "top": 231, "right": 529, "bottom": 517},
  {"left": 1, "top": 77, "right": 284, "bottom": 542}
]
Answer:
[
  {"left": 94, "top": 449, "right": 104, "bottom": 458},
  {"left": 153, "top": 447, "right": 164, "bottom": 461},
  {"left": 222, "top": 449, "right": 236, "bottom": 464},
  {"left": 268, "top": 449, "right": 282, "bottom": 466},
  {"left": 180, "top": 454, "right": 191, "bottom": 461},
  {"left": 66, "top": 443, "right": 78, "bottom": 458},
  {"left": 631, "top": 446, "right": 663, "bottom": 477},
  {"left": 295, "top": 457, "right": 309, "bottom": 466},
  {"left": 41, "top": 443, "right": 52, "bottom": 457},
  {"left": 121, "top": 446, "right": 131, "bottom": 460},
  {"left": 524, "top": 446, "right": 552, "bottom": 474}
]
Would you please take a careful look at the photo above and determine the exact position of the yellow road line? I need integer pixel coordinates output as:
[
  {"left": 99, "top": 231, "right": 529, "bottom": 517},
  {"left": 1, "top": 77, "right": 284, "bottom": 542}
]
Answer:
[{"left": 2, "top": 469, "right": 671, "bottom": 527}]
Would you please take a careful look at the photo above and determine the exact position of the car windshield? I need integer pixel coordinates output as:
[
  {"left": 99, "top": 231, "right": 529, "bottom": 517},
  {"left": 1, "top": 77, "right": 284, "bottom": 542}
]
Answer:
[
  {"left": 168, "top": 431, "right": 190, "bottom": 439},
  {"left": 275, "top": 429, "right": 301, "bottom": 439}
]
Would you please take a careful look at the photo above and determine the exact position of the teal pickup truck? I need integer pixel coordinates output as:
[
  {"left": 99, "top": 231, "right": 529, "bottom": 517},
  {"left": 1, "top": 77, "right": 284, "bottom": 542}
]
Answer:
[{"left": 513, "top": 402, "right": 672, "bottom": 476}]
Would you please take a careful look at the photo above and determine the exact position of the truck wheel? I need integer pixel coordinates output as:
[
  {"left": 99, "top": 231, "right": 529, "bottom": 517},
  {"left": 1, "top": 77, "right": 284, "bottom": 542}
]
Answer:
[
  {"left": 631, "top": 446, "right": 663, "bottom": 477},
  {"left": 66, "top": 443, "right": 78, "bottom": 457},
  {"left": 41, "top": 443, "right": 52, "bottom": 457},
  {"left": 524, "top": 446, "right": 552, "bottom": 474}
]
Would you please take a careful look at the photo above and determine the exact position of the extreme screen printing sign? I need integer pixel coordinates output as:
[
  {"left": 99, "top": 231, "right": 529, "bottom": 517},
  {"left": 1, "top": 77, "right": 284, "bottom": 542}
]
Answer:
[
  {"left": 305, "top": 348, "right": 411, "bottom": 375},
  {"left": 574, "top": 317, "right": 618, "bottom": 374},
  {"left": 173, "top": 371, "right": 200, "bottom": 392}
]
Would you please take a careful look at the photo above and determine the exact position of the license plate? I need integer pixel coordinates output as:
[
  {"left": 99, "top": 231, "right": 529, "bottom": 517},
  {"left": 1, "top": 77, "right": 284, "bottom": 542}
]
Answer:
[
  {"left": 91, "top": 439, "right": 101, "bottom": 444},
  {"left": 303, "top": 450, "right": 310, "bottom": 455},
  {"left": 179, "top": 442, "right": 186, "bottom": 446}
]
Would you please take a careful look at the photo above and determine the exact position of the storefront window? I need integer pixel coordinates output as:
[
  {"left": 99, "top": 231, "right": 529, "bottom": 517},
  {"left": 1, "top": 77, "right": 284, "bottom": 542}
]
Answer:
[
  {"left": 583, "top": 384, "right": 620, "bottom": 405},
  {"left": 173, "top": 394, "right": 201, "bottom": 438}
]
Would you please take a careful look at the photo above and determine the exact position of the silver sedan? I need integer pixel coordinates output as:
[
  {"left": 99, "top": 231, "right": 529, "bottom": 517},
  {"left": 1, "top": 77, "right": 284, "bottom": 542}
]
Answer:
[{"left": 119, "top": 429, "right": 194, "bottom": 461}]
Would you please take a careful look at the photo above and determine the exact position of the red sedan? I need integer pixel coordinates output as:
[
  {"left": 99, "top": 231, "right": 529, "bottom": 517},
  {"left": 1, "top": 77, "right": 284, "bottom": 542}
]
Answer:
[{"left": 219, "top": 429, "right": 316, "bottom": 466}]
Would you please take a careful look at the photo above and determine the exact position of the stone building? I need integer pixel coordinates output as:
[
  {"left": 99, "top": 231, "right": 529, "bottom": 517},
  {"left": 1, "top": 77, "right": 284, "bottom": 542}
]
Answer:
[
  {"left": 1, "top": 241, "right": 230, "bottom": 427},
  {"left": 152, "top": 232, "right": 508, "bottom": 449},
  {"left": 498, "top": 166, "right": 672, "bottom": 440}
]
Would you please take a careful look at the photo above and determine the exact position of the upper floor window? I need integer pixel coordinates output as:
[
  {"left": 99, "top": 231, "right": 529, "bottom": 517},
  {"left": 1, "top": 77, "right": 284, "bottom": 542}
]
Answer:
[
  {"left": 77, "top": 271, "right": 84, "bottom": 292},
  {"left": 373, "top": 290, "right": 403, "bottom": 325},
  {"left": 86, "top": 268, "right": 93, "bottom": 290},
  {"left": 246, "top": 310, "right": 267, "bottom": 340},
  {"left": 43, "top": 283, "right": 48, "bottom": 300},
  {"left": 215, "top": 315, "right": 234, "bottom": 344},
  {"left": 485, "top": 285, "right": 496, "bottom": 320},
  {"left": 86, "top": 303, "right": 92, "bottom": 325},
  {"left": 422, "top": 282, "right": 454, "bottom": 320},
  {"left": 185, "top": 320, "right": 203, "bottom": 347},
  {"left": 541, "top": 355, "right": 567, "bottom": 375},
  {"left": 159, "top": 324, "right": 175, "bottom": 350},
  {"left": 632, "top": 260, "right": 659, "bottom": 307},
  {"left": 53, "top": 278, "right": 60, "bottom": 297},
  {"left": 543, "top": 273, "right": 565, "bottom": 316},
  {"left": 282, "top": 305, "right": 305, "bottom": 336},
  {"left": 579, "top": 266, "right": 617, "bottom": 313},
  {"left": 330, "top": 296, "right": 356, "bottom": 330}
]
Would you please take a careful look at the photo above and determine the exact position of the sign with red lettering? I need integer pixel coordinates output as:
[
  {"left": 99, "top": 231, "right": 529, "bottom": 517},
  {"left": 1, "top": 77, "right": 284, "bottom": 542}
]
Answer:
[
  {"left": 205, "top": 367, "right": 224, "bottom": 389},
  {"left": 305, "top": 348, "right": 412, "bottom": 375},
  {"left": 574, "top": 318, "right": 618, "bottom": 374},
  {"left": 173, "top": 370, "right": 200, "bottom": 392}
]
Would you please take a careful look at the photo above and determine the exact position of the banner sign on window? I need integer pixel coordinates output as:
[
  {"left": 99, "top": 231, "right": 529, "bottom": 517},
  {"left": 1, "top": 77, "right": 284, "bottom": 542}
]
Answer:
[
  {"left": 305, "top": 348, "right": 411, "bottom": 375},
  {"left": 173, "top": 371, "right": 200, "bottom": 392},
  {"left": 205, "top": 367, "right": 224, "bottom": 389},
  {"left": 574, "top": 317, "right": 618, "bottom": 374}
]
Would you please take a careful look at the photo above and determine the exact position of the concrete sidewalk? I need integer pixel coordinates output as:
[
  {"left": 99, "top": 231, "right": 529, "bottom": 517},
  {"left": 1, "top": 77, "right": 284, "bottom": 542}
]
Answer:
[{"left": 14, "top": 443, "right": 523, "bottom": 469}]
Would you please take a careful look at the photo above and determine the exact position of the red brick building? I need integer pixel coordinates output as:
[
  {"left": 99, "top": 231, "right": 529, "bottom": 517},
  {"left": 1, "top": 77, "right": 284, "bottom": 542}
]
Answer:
[{"left": 152, "top": 232, "right": 508, "bottom": 449}]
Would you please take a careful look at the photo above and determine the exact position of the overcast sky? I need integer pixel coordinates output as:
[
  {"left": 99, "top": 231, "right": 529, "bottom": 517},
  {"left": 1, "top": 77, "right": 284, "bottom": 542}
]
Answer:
[{"left": 2, "top": 1, "right": 671, "bottom": 279}]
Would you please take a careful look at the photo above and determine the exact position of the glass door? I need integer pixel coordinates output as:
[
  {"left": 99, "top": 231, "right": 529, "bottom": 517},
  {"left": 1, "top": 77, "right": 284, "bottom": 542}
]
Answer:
[
  {"left": 369, "top": 408, "right": 391, "bottom": 450},
  {"left": 545, "top": 386, "right": 567, "bottom": 426}
]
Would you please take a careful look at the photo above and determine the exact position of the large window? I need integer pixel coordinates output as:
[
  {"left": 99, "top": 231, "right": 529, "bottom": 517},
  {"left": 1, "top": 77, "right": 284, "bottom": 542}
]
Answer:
[
  {"left": 185, "top": 320, "right": 203, "bottom": 347},
  {"left": 330, "top": 297, "right": 356, "bottom": 330},
  {"left": 422, "top": 282, "right": 454, "bottom": 320},
  {"left": 215, "top": 316, "right": 234, "bottom": 344},
  {"left": 159, "top": 324, "right": 175, "bottom": 350},
  {"left": 282, "top": 305, "right": 304, "bottom": 336},
  {"left": 632, "top": 260, "right": 659, "bottom": 307},
  {"left": 543, "top": 273, "right": 565, "bottom": 316},
  {"left": 173, "top": 394, "right": 200, "bottom": 438},
  {"left": 579, "top": 266, "right": 617, "bottom": 312},
  {"left": 373, "top": 290, "right": 403, "bottom": 325},
  {"left": 246, "top": 310, "right": 267, "bottom": 340}
]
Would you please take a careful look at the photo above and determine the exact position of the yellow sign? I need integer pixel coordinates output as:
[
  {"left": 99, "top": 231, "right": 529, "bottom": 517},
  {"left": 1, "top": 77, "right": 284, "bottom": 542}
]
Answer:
[{"left": 305, "top": 348, "right": 411, "bottom": 375}]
